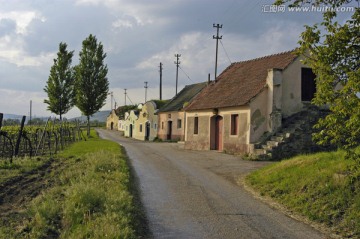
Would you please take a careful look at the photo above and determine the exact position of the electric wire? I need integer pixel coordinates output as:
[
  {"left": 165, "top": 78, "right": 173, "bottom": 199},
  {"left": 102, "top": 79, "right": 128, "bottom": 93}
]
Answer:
[
  {"left": 220, "top": 39, "right": 232, "bottom": 64},
  {"left": 178, "top": 65, "right": 195, "bottom": 83}
]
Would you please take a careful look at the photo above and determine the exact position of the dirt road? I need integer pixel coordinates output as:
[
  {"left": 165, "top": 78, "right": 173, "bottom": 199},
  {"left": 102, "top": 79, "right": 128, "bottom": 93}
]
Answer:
[{"left": 98, "top": 129, "right": 326, "bottom": 239}]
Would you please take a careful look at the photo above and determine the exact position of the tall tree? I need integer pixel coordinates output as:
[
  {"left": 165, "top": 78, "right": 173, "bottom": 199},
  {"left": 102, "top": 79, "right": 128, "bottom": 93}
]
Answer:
[
  {"left": 276, "top": 0, "right": 360, "bottom": 157},
  {"left": 75, "top": 34, "right": 109, "bottom": 136},
  {"left": 44, "top": 42, "right": 75, "bottom": 121}
]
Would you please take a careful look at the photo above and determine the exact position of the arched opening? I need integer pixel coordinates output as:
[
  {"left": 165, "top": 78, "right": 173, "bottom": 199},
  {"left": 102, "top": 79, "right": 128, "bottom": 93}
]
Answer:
[
  {"left": 145, "top": 122, "right": 150, "bottom": 141},
  {"left": 110, "top": 122, "right": 114, "bottom": 130},
  {"left": 129, "top": 124, "right": 133, "bottom": 138}
]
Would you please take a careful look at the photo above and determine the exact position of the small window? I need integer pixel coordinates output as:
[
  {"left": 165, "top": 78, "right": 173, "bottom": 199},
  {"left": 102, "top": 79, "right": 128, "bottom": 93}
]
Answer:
[
  {"left": 194, "top": 117, "right": 199, "bottom": 135},
  {"left": 154, "top": 123, "right": 157, "bottom": 129},
  {"left": 161, "top": 122, "right": 164, "bottom": 129},
  {"left": 231, "top": 114, "right": 238, "bottom": 135},
  {"left": 168, "top": 114, "right": 171, "bottom": 119},
  {"left": 177, "top": 119, "right": 182, "bottom": 129},
  {"left": 140, "top": 124, "right": 143, "bottom": 132}
]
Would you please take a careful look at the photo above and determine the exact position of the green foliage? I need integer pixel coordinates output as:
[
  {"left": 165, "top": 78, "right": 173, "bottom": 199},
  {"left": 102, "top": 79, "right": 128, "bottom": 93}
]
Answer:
[
  {"left": 275, "top": 1, "right": 360, "bottom": 154},
  {"left": 115, "top": 105, "right": 138, "bottom": 119},
  {"left": 75, "top": 34, "right": 109, "bottom": 136},
  {"left": 246, "top": 147, "right": 360, "bottom": 237},
  {"left": 44, "top": 42, "right": 75, "bottom": 120}
]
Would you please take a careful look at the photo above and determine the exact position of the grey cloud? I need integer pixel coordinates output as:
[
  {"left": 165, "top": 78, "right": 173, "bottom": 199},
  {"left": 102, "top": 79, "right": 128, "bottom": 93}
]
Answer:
[{"left": 0, "top": 19, "right": 16, "bottom": 36}]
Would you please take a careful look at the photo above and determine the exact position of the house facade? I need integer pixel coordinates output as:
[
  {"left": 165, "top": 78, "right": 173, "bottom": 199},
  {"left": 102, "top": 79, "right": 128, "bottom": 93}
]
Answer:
[
  {"left": 123, "top": 109, "right": 140, "bottom": 138},
  {"left": 133, "top": 101, "right": 165, "bottom": 141},
  {"left": 106, "top": 109, "right": 119, "bottom": 130},
  {"left": 157, "top": 82, "right": 207, "bottom": 141},
  {"left": 184, "top": 51, "right": 316, "bottom": 154}
]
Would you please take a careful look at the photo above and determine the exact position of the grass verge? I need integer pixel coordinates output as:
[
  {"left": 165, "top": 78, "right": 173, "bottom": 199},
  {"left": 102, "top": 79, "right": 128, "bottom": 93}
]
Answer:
[
  {"left": 0, "top": 129, "right": 148, "bottom": 239},
  {"left": 245, "top": 148, "right": 360, "bottom": 238}
]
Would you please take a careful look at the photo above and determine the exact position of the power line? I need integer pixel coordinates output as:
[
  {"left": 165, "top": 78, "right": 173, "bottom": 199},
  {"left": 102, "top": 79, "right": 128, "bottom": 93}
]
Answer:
[
  {"left": 220, "top": 39, "right": 232, "bottom": 65},
  {"left": 213, "top": 23, "right": 223, "bottom": 80},
  {"left": 126, "top": 94, "right": 134, "bottom": 105},
  {"left": 159, "top": 62, "right": 163, "bottom": 100},
  {"left": 144, "top": 81, "right": 148, "bottom": 103},
  {"left": 179, "top": 65, "right": 195, "bottom": 83}
]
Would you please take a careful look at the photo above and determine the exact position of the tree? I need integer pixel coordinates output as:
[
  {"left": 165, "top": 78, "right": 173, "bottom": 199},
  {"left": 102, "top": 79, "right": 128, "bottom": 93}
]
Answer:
[
  {"left": 75, "top": 34, "right": 109, "bottom": 136},
  {"left": 276, "top": 0, "right": 360, "bottom": 156},
  {"left": 44, "top": 42, "right": 75, "bottom": 121}
]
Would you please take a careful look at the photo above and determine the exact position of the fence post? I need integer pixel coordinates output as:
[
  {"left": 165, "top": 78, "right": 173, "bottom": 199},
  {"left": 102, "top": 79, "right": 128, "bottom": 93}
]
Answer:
[{"left": 14, "top": 116, "right": 26, "bottom": 157}]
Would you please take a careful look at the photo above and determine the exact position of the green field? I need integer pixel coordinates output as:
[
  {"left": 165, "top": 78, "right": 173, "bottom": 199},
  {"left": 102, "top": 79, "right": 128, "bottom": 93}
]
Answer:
[
  {"left": 246, "top": 148, "right": 360, "bottom": 238},
  {"left": 0, "top": 130, "right": 147, "bottom": 239}
]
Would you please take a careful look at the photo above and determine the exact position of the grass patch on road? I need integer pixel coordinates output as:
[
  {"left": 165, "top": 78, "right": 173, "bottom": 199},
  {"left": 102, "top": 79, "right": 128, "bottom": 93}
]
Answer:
[
  {"left": 246, "top": 148, "right": 360, "bottom": 238},
  {"left": 0, "top": 130, "right": 146, "bottom": 239}
]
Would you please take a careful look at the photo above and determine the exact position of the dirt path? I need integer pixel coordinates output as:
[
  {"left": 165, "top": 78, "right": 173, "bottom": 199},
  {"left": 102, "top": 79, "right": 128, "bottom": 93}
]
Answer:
[
  {"left": 0, "top": 158, "right": 63, "bottom": 226},
  {"left": 98, "top": 129, "right": 328, "bottom": 239}
]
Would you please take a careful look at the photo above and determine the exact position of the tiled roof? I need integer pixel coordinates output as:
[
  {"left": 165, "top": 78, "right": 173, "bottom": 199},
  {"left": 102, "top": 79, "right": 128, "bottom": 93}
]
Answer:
[
  {"left": 185, "top": 50, "right": 298, "bottom": 111},
  {"left": 158, "top": 82, "right": 208, "bottom": 113}
]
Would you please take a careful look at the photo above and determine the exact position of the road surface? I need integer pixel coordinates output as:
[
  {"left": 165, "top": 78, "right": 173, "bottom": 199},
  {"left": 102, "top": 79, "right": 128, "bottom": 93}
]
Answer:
[{"left": 98, "top": 129, "right": 326, "bottom": 239}]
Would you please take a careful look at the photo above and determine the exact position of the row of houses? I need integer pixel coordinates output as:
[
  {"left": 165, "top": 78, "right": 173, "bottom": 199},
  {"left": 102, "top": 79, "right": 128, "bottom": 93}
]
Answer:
[{"left": 107, "top": 50, "right": 317, "bottom": 155}]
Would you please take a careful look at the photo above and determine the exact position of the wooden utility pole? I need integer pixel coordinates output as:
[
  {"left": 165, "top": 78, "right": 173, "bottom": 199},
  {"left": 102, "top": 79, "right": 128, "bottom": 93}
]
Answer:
[
  {"left": 213, "top": 23, "right": 222, "bottom": 81},
  {"left": 144, "top": 81, "right": 148, "bottom": 103},
  {"left": 174, "top": 54, "right": 181, "bottom": 95},
  {"left": 159, "top": 62, "right": 163, "bottom": 100},
  {"left": 124, "top": 89, "right": 127, "bottom": 106}
]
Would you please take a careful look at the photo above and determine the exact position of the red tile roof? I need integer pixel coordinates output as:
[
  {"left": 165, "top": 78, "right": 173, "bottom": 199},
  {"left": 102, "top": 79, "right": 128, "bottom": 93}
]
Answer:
[{"left": 185, "top": 50, "right": 298, "bottom": 111}]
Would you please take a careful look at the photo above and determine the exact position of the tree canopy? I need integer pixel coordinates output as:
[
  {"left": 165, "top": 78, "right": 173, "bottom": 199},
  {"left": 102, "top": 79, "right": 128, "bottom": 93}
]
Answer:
[
  {"left": 75, "top": 34, "right": 109, "bottom": 136},
  {"left": 276, "top": 0, "right": 360, "bottom": 154},
  {"left": 44, "top": 42, "right": 75, "bottom": 120}
]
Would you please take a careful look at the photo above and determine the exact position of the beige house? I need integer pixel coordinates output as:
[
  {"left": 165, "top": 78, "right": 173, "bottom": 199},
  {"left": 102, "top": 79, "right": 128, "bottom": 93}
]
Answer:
[
  {"left": 184, "top": 50, "right": 316, "bottom": 154},
  {"left": 133, "top": 100, "right": 167, "bottom": 141},
  {"left": 124, "top": 108, "right": 140, "bottom": 138},
  {"left": 157, "top": 82, "right": 207, "bottom": 141},
  {"left": 106, "top": 109, "right": 119, "bottom": 130}
]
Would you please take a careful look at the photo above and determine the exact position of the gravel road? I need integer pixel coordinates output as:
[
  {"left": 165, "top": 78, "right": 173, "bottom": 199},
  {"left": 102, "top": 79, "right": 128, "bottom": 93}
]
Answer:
[{"left": 97, "top": 129, "right": 326, "bottom": 239}]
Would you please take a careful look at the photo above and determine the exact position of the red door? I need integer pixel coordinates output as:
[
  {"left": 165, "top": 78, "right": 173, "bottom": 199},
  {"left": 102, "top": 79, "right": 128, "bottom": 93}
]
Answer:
[{"left": 215, "top": 116, "right": 223, "bottom": 151}]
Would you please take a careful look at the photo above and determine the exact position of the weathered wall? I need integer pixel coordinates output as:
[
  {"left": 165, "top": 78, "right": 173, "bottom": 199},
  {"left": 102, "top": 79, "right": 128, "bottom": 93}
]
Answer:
[
  {"left": 124, "top": 110, "right": 138, "bottom": 138},
  {"left": 249, "top": 89, "right": 269, "bottom": 143},
  {"left": 185, "top": 106, "right": 251, "bottom": 154},
  {"left": 185, "top": 111, "right": 211, "bottom": 150},
  {"left": 158, "top": 111, "right": 185, "bottom": 141}
]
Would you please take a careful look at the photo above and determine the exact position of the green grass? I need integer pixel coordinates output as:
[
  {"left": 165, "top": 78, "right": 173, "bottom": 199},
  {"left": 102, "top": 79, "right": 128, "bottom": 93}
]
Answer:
[
  {"left": 0, "top": 129, "right": 144, "bottom": 239},
  {"left": 246, "top": 148, "right": 360, "bottom": 238},
  {"left": 0, "top": 156, "right": 49, "bottom": 183}
]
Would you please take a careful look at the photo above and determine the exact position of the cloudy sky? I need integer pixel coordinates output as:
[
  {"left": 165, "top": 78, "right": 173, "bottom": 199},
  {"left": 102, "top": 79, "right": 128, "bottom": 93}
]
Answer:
[{"left": 0, "top": 0, "right": 356, "bottom": 118}]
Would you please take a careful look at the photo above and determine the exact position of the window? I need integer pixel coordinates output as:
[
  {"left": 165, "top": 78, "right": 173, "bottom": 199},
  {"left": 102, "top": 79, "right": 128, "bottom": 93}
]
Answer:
[
  {"left": 154, "top": 123, "right": 157, "bottom": 129},
  {"left": 161, "top": 122, "right": 164, "bottom": 129},
  {"left": 140, "top": 124, "right": 143, "bottom": 132},
  {"left": 177, "top": 119, "right": 182, "bottom": 129},
  {"left": 194, "top": 117, "right": 199, "bottom": 134},
  {"left": 231, "top": 114, "right": 238, "bottom": 135}
]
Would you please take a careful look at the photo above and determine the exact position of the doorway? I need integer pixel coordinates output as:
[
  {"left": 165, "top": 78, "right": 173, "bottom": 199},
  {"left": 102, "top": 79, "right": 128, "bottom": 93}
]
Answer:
[
  {"left": 210, "top": 115, "right": 223, "bottom": 151},
  {"left": 167, "top": 121, "right": 172, "bottom": 140},
  {"left": 301, "top": 68, "right": 316, "bottom": 101},
  {"left": 145, "top": 122, "right": 150, "bottom": 141},
  {"left": 110, "top": 122, "right": 114, "bottom": 130},
  {"left": 129, "top": 124, "right": 133, "bottom": 138}
]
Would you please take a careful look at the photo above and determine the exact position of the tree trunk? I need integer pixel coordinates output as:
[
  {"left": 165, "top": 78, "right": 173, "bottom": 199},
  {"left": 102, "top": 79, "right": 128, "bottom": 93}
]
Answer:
[{"left": 87, "top": 115, "right": 90, "bottom": 137}]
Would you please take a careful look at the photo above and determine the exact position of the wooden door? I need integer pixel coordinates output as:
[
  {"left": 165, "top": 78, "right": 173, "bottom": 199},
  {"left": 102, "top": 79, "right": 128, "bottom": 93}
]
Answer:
[
  {"left": 167, "top": 121, "right": 172, "bottom": 140},
  {"left": 215, "top": 116, "right": 223, "bottom": 151}
]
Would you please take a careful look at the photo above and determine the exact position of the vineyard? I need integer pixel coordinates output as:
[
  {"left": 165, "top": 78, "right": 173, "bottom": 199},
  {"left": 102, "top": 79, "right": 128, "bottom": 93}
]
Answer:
[{"left": 0, "top": 113, "right": 86, "bottom": 160}]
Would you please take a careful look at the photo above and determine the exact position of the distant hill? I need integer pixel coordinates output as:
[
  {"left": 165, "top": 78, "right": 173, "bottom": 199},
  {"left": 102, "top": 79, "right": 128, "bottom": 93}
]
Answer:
[{"left": 70, "top": 110, "right": 111, "bottom": 122}]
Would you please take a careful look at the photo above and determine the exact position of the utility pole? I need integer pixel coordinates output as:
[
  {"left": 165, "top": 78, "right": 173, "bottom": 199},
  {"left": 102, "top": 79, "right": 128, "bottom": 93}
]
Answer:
[
  {"left": 29, "top": 100, "right": 32, "bottom": 126},
  {"left": 159, "top": 62, "right": 163, "bottom": 100},
  {"left": 174, "top": 54, "right": 181, "bottom": 95},
  {"left": 144, "top": 81, "right": 148, "bottom": 103},
  {"left": 124, "top": 89, "right": 127, "bottom": 106},
  {"left": 110, "top": 91, "right": 113, "bottom": 110},
  {"left": 213, "top": 23, "right": 222, "bottom": 81}
]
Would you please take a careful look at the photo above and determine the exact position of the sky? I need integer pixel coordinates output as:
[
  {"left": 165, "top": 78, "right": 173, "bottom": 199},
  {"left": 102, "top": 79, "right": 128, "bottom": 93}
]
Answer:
[{"left": 0, "top": 0, "right": 356, "bottom": 118}]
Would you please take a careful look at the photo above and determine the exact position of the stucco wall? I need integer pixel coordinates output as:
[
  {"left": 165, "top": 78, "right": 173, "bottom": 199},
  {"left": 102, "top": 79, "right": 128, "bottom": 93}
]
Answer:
[
  {"left": 133, "top": 102, "right": 158, "bottom": 141},
  {"left": 281, "top": 56, "right": 307, "bottom": 117},
  {"left": 158, "top": 111, "right": 185, "bottom": 141},
  {"left": 124, "top": 111, "right": 138, "bottom": 138},
  {"left": 106, "top": 110, "right": 119, "bottom": 130},
  {"left": 185, "top": 107, "right": 251, "bottom": 154},
  {"left": 249, "top": 89, "right": 269, "bottom": 143}
]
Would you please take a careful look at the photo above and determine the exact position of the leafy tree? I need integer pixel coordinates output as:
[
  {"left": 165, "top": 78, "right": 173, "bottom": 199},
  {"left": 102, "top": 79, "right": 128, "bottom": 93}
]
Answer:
[
  {"left": 75, "top": 34, "right": 109, "bottom": 136},
  {"left": 44, "top": 42, "right": 75, "bottom": 121},
  {"left": 276, "top": 0, "right": 360, "bottom": 156}
]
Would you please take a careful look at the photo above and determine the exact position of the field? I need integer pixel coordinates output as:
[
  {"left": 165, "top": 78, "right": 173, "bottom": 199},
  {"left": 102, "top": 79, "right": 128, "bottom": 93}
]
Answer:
[
  {"left": 246, "top": 148, "right": 360, "bottom": 238},
  {"left": 0, "top": 130, "right": 148, "bottom": 238}
]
